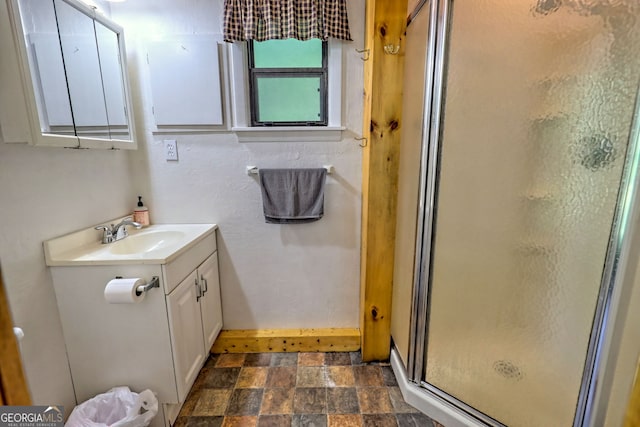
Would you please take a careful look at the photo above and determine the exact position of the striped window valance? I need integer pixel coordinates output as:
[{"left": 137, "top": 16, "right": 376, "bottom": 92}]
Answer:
[{"left": 223, "top": 0, "right": 352, "bottom": 42}]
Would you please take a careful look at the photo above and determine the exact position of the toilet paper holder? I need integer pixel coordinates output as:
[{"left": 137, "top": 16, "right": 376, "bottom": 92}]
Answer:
[
  {"left": 136, "top": 276, "right": 160, "bottom": 296},
  {"left": 115, "top": 276, "right": 160, "bottom": 296}
]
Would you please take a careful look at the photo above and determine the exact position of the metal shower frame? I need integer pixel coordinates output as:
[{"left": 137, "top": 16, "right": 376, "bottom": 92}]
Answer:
[{"left": 404, "top": 0, "right": 640, "bottom": 426}]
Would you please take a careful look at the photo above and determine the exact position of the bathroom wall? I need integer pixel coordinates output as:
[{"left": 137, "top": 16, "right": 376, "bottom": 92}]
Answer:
[
  {"left": 111, "top": 0, "right": 364, "bottom": 330},
  {"left": 0, "top": 142, "right": 136, "bottom": 408},
  {"left": 391, "top": 0, "right": 428, "bottom": 366},
  {"left": 0, "top": 0, "right": 136, "bottom": 409}
]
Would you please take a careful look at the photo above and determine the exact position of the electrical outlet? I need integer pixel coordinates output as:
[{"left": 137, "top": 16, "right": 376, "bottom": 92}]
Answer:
[{"left": 164, "top": 139, "right": 178, "bottom": 161}]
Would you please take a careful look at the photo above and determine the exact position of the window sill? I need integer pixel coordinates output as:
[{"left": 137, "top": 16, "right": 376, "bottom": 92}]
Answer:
[{"left": 232, "top": 126, "right": 345, "bottom": 142}]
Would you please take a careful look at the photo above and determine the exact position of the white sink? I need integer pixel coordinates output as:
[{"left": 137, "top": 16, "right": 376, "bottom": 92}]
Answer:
[
  {"left": 44, "top": 221, "right": 217, "bottom": 266},
  {"left": 109, "top": 230, "right": 186, "bottom": 255}
]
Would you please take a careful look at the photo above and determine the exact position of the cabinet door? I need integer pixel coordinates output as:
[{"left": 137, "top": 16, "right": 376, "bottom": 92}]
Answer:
[
  {"left": 147, "top": 36, "right": 223, "bottom": 127},
  {"left": 167, "top": 270, "right": 205, "bottom": 402},
  {"left": 198, "top": 252, "right": 223, "bottom": 351}
]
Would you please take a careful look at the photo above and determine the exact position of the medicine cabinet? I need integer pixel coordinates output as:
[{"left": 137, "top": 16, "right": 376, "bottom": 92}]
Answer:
[{"left": 5, "top": 0, "right": 136, "bottom": 149}]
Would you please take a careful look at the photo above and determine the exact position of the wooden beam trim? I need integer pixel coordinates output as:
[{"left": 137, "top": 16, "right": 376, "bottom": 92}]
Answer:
[
  {"left": 360, "top": 0, "right": 409, "bottom": 362},
  {"left": 211, "top": 328, "right": 361, "bottom": 353}
]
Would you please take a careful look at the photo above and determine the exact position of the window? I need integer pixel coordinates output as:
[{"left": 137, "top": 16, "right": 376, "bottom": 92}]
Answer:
[
  {"left": 228, "top": 39, "right": 343, "bottom": 141},
  {"left": 248, "top": 39, "right": 327, "bottom": 126}
]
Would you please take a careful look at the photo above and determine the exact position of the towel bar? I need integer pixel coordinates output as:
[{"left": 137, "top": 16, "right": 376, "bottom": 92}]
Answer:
[{"left": 246, "top": 165, "right": 334, "bottom": 175}]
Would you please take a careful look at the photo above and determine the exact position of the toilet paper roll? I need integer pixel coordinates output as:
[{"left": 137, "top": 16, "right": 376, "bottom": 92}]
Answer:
[{"left": 104, "top": 278, "right": 146, "bottom": 304}]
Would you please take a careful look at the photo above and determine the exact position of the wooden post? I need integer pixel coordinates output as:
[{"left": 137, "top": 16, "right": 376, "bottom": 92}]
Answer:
[
  {"left": 360, "top": 0, "right": 408, "bottom": 361},
  {"left": 0, "top": 266, "right": 31, "bottom": 405},
  {"left": 625, "top": 355, "right": 640, "bottom": 427}
]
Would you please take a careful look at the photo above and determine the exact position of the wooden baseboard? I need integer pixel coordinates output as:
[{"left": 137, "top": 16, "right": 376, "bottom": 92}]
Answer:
[{"left": 211, "top": 328, "right": 361, "bottom": 353}]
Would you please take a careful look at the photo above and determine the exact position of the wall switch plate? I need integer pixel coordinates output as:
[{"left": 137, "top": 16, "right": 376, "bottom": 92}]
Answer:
[{"left": 164, "top": 139, "right": 178, "bottom": 161}]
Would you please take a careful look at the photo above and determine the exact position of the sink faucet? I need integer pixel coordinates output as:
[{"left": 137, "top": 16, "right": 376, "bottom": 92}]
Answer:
[
  {"left": 95, "top": 218, "right": 142, "bottom": 244},
  {"left": 113, "top": 218, "right": 142, "bottom": 240}
]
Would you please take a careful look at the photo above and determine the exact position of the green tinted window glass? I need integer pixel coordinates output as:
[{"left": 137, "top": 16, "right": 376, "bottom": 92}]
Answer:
[
  {"left": 256, "top": 76, "right": 321, "bottom": 122},
  {"left": 253, "top": 39, "right": 322, "bottom": 68},
  {"left": 249, "top": 39, "right": 327, "bottom": 126}
]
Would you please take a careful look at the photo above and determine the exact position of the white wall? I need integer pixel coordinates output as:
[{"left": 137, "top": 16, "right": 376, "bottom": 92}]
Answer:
[
  {"left": 0, "top": 0, "right": 136, "bottom": 409},
  {"left": 0, "top": 143, "right": 135, "bottom": 408},
  {"left": 111, "top": 0, "right": 364, "bottom": 329}
]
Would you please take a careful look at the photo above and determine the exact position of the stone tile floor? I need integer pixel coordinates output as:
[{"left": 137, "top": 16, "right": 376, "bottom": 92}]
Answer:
[{"left": 174, "top": 351, "right": 444, "bottom": 427}]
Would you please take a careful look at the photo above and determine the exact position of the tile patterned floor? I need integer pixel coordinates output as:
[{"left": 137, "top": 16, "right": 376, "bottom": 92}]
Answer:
[{"left": 174, "top": 351, "right": 444, "bottom": 427}]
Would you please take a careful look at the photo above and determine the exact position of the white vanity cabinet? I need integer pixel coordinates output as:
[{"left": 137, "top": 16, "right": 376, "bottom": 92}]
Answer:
[
  {"left": 167, "top": 252, "right": 222, "bottom": 402},
  {"left": 46, "top": 224, "right": 221, "bottom": 427}
]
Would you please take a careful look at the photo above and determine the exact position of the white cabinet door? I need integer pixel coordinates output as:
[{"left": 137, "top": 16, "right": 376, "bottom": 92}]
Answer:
[
  {"left": 198, "top": 252, "right": 223, "bottom": 351},
  {"left": 147, "top": 36, "right": 223, "bottom": 126},
  {"left": 167, "top": 270, "right": 205, "bottom": 402}
]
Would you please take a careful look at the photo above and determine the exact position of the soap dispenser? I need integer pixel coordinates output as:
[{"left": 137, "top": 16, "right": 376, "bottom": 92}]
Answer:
[{"left": 133, "top": 196, "right": 150, "bottom": 226}]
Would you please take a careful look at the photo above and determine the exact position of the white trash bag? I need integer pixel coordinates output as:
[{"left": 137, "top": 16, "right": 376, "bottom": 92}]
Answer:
[{"left": 66, "top": 386, "right": 158, "bottom": 427}]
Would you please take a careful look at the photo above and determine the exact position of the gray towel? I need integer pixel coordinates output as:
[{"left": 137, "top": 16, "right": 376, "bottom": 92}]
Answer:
[{"left": 258, "top": 168, "right": 327, "bottom": 224}]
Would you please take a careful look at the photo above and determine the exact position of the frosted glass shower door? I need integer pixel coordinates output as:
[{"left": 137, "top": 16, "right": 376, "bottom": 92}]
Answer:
[{"left": 423, "top": 1, "right": 640, "bottom": 426}]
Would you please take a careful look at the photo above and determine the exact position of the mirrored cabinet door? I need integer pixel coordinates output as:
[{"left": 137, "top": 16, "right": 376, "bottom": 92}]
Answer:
[
  {"left": 55, "top": 0, "right": 109, "bottom": 140},
  {"left": 7, "top": 0, "right": 136, "bottom": 149},
  {"left": 95, "top": 21, "right": 130, "bottom": 141},
  {"left": 18, "top": 0, "right": 77, "bottom": 146}
]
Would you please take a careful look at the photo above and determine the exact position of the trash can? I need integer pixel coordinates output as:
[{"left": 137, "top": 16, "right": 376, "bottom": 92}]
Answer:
[{"left": 66, "top": 386, "right": 158, "bottom": 427}]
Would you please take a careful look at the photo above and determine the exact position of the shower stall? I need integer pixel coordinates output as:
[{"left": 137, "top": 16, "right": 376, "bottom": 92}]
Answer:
[{"left": 391, "top": 0, "right": 640, "bottom": 426}]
